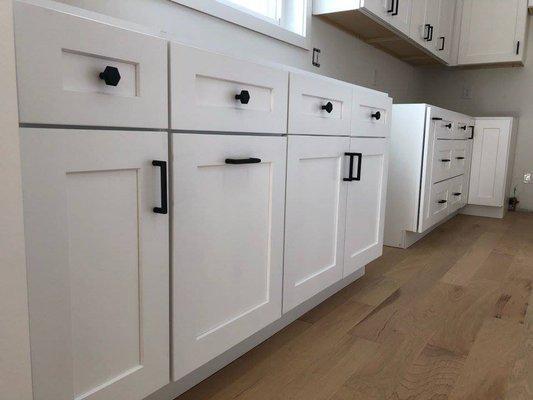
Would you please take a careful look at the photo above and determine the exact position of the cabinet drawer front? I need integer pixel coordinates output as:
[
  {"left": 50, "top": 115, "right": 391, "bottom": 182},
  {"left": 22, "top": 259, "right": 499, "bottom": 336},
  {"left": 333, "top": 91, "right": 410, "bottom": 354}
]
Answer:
[
  {"left": 21, "top": 129, "right": 169, "bottom": 400},
  {"left": 419, "top": 178, "right": 450, "bottom": 232},
  {"left": 454, "top": 121, "right": 474, "bottom": 140},
  {"left": 288, "top": 72, "right": 352, "bottom": 135},
  {"left": 431, "top": 140, "right": 469, "bottom": 183},
  {"left": 170, "top": 44, "right": 288, "bottom": 133},
  {"left": 14, "top": 2, "right": 167, "bottom": 128},
  {"left": 433, "top": 117, "right": 455, "bottom": 139},
  {"left": 449, "top": 175, "right": 467, "bottom": 212},
  {"left": 172, "top": 133, "right": 286, "bottom": 380},
  {"left": 283, "top": 135, "right": 349, "bottom": 313},
  {"left": 352, "top": 87, "right": 392, "bottom": 138}
]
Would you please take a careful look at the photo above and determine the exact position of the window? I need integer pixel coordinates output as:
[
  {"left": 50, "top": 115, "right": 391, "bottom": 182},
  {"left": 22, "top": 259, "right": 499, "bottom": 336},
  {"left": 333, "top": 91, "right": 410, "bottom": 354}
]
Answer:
[{"left": 172, "top": 0, "right": 309, "bottom": 48}]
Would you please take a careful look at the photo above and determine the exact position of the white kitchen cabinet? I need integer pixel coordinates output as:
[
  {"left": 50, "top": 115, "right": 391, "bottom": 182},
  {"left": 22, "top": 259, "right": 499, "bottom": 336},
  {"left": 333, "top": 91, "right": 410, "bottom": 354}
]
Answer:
[
  {"left": 363, "top": 0, "right": 413, "bottom": 35},
  {"left": 20, "top": 129, "right": 169, "bottom": 400},
  {"left": 170, "top": 43, "right": 288, "bottom": 133},
  {"left": 458, "top": 0, "right": 528, "bottom": 65},
  {"left": 344, "top": 137, "right": 389, "bottom": 276},
  {"left": 432, "top": 0, "right": 456, "bottom": 62},
  {"left": 171, "top": 133, "right": 286, "bottom": 381},
  {"left": 464, "top": 118, "right": 517, "bottom": 218},
  {"left": 283, "top": 135, "right": 349, "bottom": 313},
  {"left": 410, "top": 0, "right": 440, "bottom": 49},
  {"left": 385, "top": 104, "right": 474, "bottom": 248},
  {"left": 14, "top": 1, "right": 168, "bottom": 128},
  {"left": 288, "top": 72, "right": 352, "bottom": 135}
]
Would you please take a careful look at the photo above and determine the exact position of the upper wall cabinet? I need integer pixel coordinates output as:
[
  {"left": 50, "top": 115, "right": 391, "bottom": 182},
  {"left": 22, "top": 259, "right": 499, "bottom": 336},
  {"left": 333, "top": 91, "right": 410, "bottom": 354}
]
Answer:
[
  {"left": 457, "top": 0, "right": 528, "bottom": 66},
  {"left": 313, "top": 0, "right": 528, "bottom": 67},
  {"left": 14, "top": 1, "right": 168, "bottom": 128}
]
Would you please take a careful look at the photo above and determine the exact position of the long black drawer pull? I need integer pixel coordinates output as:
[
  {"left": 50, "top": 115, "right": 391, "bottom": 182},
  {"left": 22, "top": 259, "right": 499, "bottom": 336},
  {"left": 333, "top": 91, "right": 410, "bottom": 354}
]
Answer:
[
  {"left": 469, "top": 125, "right": 475, "bottom": 139},
  {"left": 424, "top": 24, "right": 431, "bottom": 40},
  {"left": 438, "top": 200, "right": 448, "bottom": 204},
  {"left": 387, "top": 0, "right": 394, "bottom": 13},
  {"left": 453, "top": 192, "right": 462, "bottom": 196},
  {"left": 225, "top": 158, "right": 262, "bottom": 165},
  {"left": 428, "top": 25, "right": 434, "bottom": 42},
  {"left": 392, "top": 0, "right": 399, "bottom": 15},
  {"left": 152, "top": 160, "right": 168, "bottom": 215},
  {"left": 456, "top": 156, "right": 465, "bottom": 160},
  {"left": 344, "top": 152, "right": 362, "bottom": 182},
  {"left": 439, "top": 36, "right": 446, "bottom": 51},
  {"left": 432, "top": 117, "right": 443, "bottom": 121},
  {"left": 441, "top": 159, "right": 451, "bottom": 162}
]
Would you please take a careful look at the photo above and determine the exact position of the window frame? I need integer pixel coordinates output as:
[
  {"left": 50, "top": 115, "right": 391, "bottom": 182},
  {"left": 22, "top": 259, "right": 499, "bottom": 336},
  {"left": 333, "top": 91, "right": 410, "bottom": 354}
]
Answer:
[{"left": 171, "top": 0, "right": 311, "bottom": 49}]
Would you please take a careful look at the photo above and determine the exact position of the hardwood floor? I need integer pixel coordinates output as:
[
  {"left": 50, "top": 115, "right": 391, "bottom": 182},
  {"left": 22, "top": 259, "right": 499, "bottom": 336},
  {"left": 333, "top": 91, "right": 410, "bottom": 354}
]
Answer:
[{"left": 177, "top": 212, "right": 533, "bottom": 400}]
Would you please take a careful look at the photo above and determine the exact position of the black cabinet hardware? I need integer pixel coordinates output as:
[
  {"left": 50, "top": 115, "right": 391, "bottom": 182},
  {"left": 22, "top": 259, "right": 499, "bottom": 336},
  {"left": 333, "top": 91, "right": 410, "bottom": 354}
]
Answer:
[
  {"left": 371, "top": 111, "right": 381, "bottom": 120},
  {"left": 392, "top": 0, "right": 399, "bottom": 15},
  {"left": 387, "top": 0, "right": 394, "bottom": 13},
  {"left": 445, "top": 123, "right": 452, "bottom": 129},
  {"left": 438, "top": 200, "right": 447, "bottom": 204},
  {"left": 343, "top": 152, "right": 362, "bottom": 182},
  {"left": 322, "top": 102, "right": 333, "bottom": 113},
  {"left": 516, "top": 41, "right": 520, "bottom": 55},
  {"left": 453, "top": 192, "right": 462, "bottom": 196},
  {"left": 468, "top": 125, "right": 475, "bottom": 139},
  {"left": 441, "top": 159, "right": 451, "bottom": 162},
  {"left": 456, "top": 156, "right": 465, "bottom": 160},
  {"left": 439, "top": 37, "right": 446, "bottom": 51},
  {"left": 428, "top": 25, "right": 434, "bottom": 42},
  {"left": 99, "top": 66, "right": 121, "bottom": 86},
  {"left": 225, "top": 158, "right": 261, "bottom": 165},
  {"left": 235, "top": 90, "right": 251, "bottom": 104},
  {"left": 424, "top": 24, "right": 431, "bottom": 40},
  {"left": 459, "top": 125, "right": 467, "bottom": 130},
  {"left": 152, "top": 160, "right": 168, "bottom": 215},
  {"left": 432, "top": 117, "right": 443, "bottom": 121}
]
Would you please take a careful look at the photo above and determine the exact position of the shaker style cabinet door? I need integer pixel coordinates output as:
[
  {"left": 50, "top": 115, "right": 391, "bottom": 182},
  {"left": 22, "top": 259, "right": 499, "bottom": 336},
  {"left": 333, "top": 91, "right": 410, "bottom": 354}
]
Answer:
[
  {"left": 283, "top": 135, "right": 350, "bottom": 313},
  {"left": 343, "top": 138, "right": 389, "bottom": 277},
  {"left": 172, "top": 134, "right": 286, "bottom": 381},
  {"left": 468, "top": 119, "right": 512, "bottom": 207},
  {"left": 363, "top": 0, "right": 413, "bottom": 35},
  {"left": 20, "top": 129, "right": 169, "bottom": 400},
  {"left": 458, "top": 0, "right": 528, "bottom": 65}
]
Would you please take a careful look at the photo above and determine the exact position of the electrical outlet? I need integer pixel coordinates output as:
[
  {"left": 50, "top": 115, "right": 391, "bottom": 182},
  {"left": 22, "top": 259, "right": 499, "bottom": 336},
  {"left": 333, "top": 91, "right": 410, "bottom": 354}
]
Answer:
[
  {"left": 461, "top": 85, "right": 472, "bottom": 100},
  {"left": 524, "top": 172, "right": 532, "bottom": 184}
]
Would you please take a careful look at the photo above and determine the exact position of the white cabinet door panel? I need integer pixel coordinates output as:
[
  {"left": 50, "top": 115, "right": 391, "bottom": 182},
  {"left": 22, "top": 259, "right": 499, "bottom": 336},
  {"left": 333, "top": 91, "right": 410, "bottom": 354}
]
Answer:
[
  {"left": 172, "top": 134, "right": 286, "bottom": 381},
  {"left": 352, "top": 88, "right": 392, "bottom": 138},
  {"left": 458, "top": 0, "right": 528, "bottom": 65},
  {"left": 20, "top": 129, "right": 169, "bottom": 400},
  {"left": 283, "top": 135, "right": 349, "bottom": 313},
  {"left": 14, "top": 2, "right": 168, "bottom": 128},
  {"left": 468, "top": 119, "right": 512, "bottom": 207},
  {"left": 363, "top": 0, "right": 412, "bottom": 35},
  {"left": 170, "top": 44, "right": 288, "bottom": 133},
  {"left": 419, "top": 178, "right": 450, "bottom": 232},
  {"left": 289, "top": 72, "right": 352, "bottom": 135},
  {"left": 449, "top": 175, "right": 467, "bottom": 213},
  {"left": 344, "top": 138, "right": 389, "bottom": 277}
]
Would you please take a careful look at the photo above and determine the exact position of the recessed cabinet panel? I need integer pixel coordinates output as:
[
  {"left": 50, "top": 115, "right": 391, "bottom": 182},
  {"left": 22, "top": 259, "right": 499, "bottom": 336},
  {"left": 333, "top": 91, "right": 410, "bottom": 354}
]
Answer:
[
  {"left": 172, "top": 134, "right": 286, "bottom": 381},
  {"left": 352, "top": 88, "right": 392, "bottom": 138},
  {"left": 283, "top": 135, "right": 349, "bottom": 313},
  {"left": 170, "top": 44, "right": 288, "bottom": 133},
  {"left": 449, "top": 175, "right": 467, "bottom": 212},
  {"left": 20, "top": 129, "right": 169, "bottom": 400},
  {"left": 344, "top": 138, "right": 388, "bottom": 277},
  {"left": 14, "top": 2, "right": 168, "bottom": 128},
  {"left": 363, "top": 0, "right": 413, "bottom": 35},
  {"left": 419, "top": 178, "right": 450, "bottom": 232},
  {"left": 458, "top": 0, "right": 528, "bottom": 65},
  {"left": 288, "top": 72, "right": 352, "bottom": 135}
]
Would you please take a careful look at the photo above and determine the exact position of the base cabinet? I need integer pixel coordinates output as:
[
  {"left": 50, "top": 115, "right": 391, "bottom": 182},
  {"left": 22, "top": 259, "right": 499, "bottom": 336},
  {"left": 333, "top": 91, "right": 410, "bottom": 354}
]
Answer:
[
  {"left": 171, "top": 133, "right": 286, "bottom": 381},
  {"left": 283, "top": 135, "right": 349, "bottom": 313},
  {"left": 344, "top": 138, "right": 389, "bottom": 276},
  {"left": 20, "top": 129, "right": 170, "bottom": 400}
]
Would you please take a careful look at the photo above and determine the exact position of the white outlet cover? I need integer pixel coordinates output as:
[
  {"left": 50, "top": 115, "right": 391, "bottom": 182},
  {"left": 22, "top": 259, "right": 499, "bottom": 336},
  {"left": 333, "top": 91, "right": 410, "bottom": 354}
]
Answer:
[{"left": 524, "top": 172, "right": 532, "bottom": 184}]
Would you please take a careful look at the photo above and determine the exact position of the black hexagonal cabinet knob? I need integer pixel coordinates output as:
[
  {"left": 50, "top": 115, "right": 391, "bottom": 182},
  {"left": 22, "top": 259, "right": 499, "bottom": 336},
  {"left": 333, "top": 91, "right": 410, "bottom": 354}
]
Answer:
[
  {"left": 322, "top": 101, "right": 333, "bottom": 114},
  {"left": 235, "top": 90, "right": 251, "bottom": 104},
  {"left": 99, "top": 66, "right": 121, "bottom": 87}
]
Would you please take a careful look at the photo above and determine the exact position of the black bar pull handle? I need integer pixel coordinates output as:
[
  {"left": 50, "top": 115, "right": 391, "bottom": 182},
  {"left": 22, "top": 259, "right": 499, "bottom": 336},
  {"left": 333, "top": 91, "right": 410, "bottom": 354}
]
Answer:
[
  {"left": 432, "top": 117, "right": 443, "bottom": 121},
  {"left": 152, "top": 160, "right": 168, "bottom": 215},
  {"left": 424, "top": 24, "right": 431, "bottom": 40},
  {"left": 439, "top": 36, "right": 446, "bottom": 51},
  {"left": 438, "top": 200, "right": 448, "bottom": 204},
  {"left": 387, "top": 0, "right": 394, "bottom": 13},
  {"left": 225, "top": 157, "right": 261, "bottom": 165},
  {"left": 468, "top": 125, "right": 475, "bottom": 139},
  {"left": 453, "top": 192, "right": 462, "bottom": 196},
  {"left": 456, "top": 156, "right": 465, "bottom": 160},
  {"left": 441, "top": 159, "right": 451, "bottom": 162},
  {"left": 343, "top": 152, "right": 362, "bottom": 182},
  {"left": 392, "top": 0, "right": 399, "bottom": 15},
  {"left": 516, "top": 41, "right": 520, "bottom": 55},
  {"left": 428, "top": 25, "right": 434, "bottom": 42}
]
